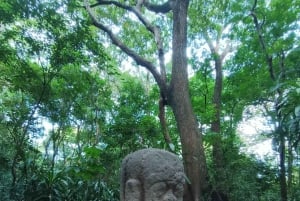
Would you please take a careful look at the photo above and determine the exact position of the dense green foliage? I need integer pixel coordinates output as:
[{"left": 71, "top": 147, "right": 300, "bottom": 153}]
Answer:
[{"left": 0, "top": 0, "right": 299, "bottom": 200}]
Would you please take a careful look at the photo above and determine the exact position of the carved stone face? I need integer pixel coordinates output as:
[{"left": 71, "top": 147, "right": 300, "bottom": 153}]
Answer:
[
  {"left": 144, "top": 173, "right": 184, "bottom": 201},
  {"left": 121, "top": 149, "right": 185, "bottom": 201}
]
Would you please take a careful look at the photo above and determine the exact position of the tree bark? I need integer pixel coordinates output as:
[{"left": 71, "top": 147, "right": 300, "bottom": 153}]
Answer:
[
  {"left": 287, "top": 139, "right": 293, "bottom": 195},
  {"left": 168, "top": 1, "right": 208, "bottom": 200},
  {"left": 279, "top": 126, "right": 288, "bottom": 201},
  {"left": 211, "top": 57, "right": 228, "bottom": 201}
]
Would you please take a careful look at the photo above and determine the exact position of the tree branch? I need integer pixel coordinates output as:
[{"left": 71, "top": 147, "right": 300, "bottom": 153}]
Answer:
[
  {"left": 220, "top": 42, "right": 231, "bottom": 61},
  {"left": 159, "top": 97, "right": 173, "bottom": 151},
  {"left": 251, "top": 0, "right": 257, "bottom": 13},
  {"left": 250, "top": 0, "right": 275, "bottom": 80},
  {"left": 144, "top": 0, "right": 173, "bottom": 13},
  {"left": 95, "top": 0, "right": 167, "bottom": 84},
  {"left": 278, "top": 50, "right": 286, "bottom": 80},
  {"left": 203, "top": 31, "right": 216, "bottom": 55},
  {"left": 84, "top": 0, "right": 166, "bottom": 89},
  {"left": 96, "top": 1, "right": 153, "bottom": 34}
]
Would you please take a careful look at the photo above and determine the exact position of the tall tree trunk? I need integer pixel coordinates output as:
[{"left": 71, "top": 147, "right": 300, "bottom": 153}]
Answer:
[
  {"left": 211, "top": 57, "right": 228, "bottom": 201},
  {"left": 203, "top": 23, "right": 231, "bottom": 200},
  {"left": 211, "top": 58, "right": 223, "bottom": 172},
  {"left": 10, "top": 154, "right": 18, "bottom": 200},
  {"left": 287, "top": 139, "right": 293, "bottom": 194},
  {"left": 168, "top": 1, "right": 208, "bottom": 200},
  {"left": 279, "top": 126, "right": 288, "bottom": 201},
  {"left": 251, "top": 2, "right": 288, "bottom": 200}
]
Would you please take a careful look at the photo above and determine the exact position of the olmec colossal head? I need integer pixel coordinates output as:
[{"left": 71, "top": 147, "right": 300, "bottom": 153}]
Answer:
[{"left": 120, "top": 148, "right": 185, "bottom": 201}]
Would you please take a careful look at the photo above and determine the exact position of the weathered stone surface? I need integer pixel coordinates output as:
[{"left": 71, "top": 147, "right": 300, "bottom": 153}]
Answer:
[{"left": 121, "top": 148, "right": 185, "bottom": 201}]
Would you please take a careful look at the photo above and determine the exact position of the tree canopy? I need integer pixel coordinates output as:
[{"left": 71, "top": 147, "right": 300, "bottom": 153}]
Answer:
[{"left": 0, "top": 0, "right": 299, "bottom": 200}]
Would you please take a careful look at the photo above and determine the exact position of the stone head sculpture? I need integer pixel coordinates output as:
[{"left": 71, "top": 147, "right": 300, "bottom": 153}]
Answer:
[{"left": 120, "top": 148, "right": 185, "bottom": 201}]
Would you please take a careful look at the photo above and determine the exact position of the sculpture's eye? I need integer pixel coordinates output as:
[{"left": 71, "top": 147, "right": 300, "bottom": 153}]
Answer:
[{"left": 150, "top": 182, "right": 167, "bottom": 196}]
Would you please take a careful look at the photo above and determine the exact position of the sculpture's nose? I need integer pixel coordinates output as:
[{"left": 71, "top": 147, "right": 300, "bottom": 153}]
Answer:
[{"left": 163, "top": 190, "right": 177, "bottom": 201}]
